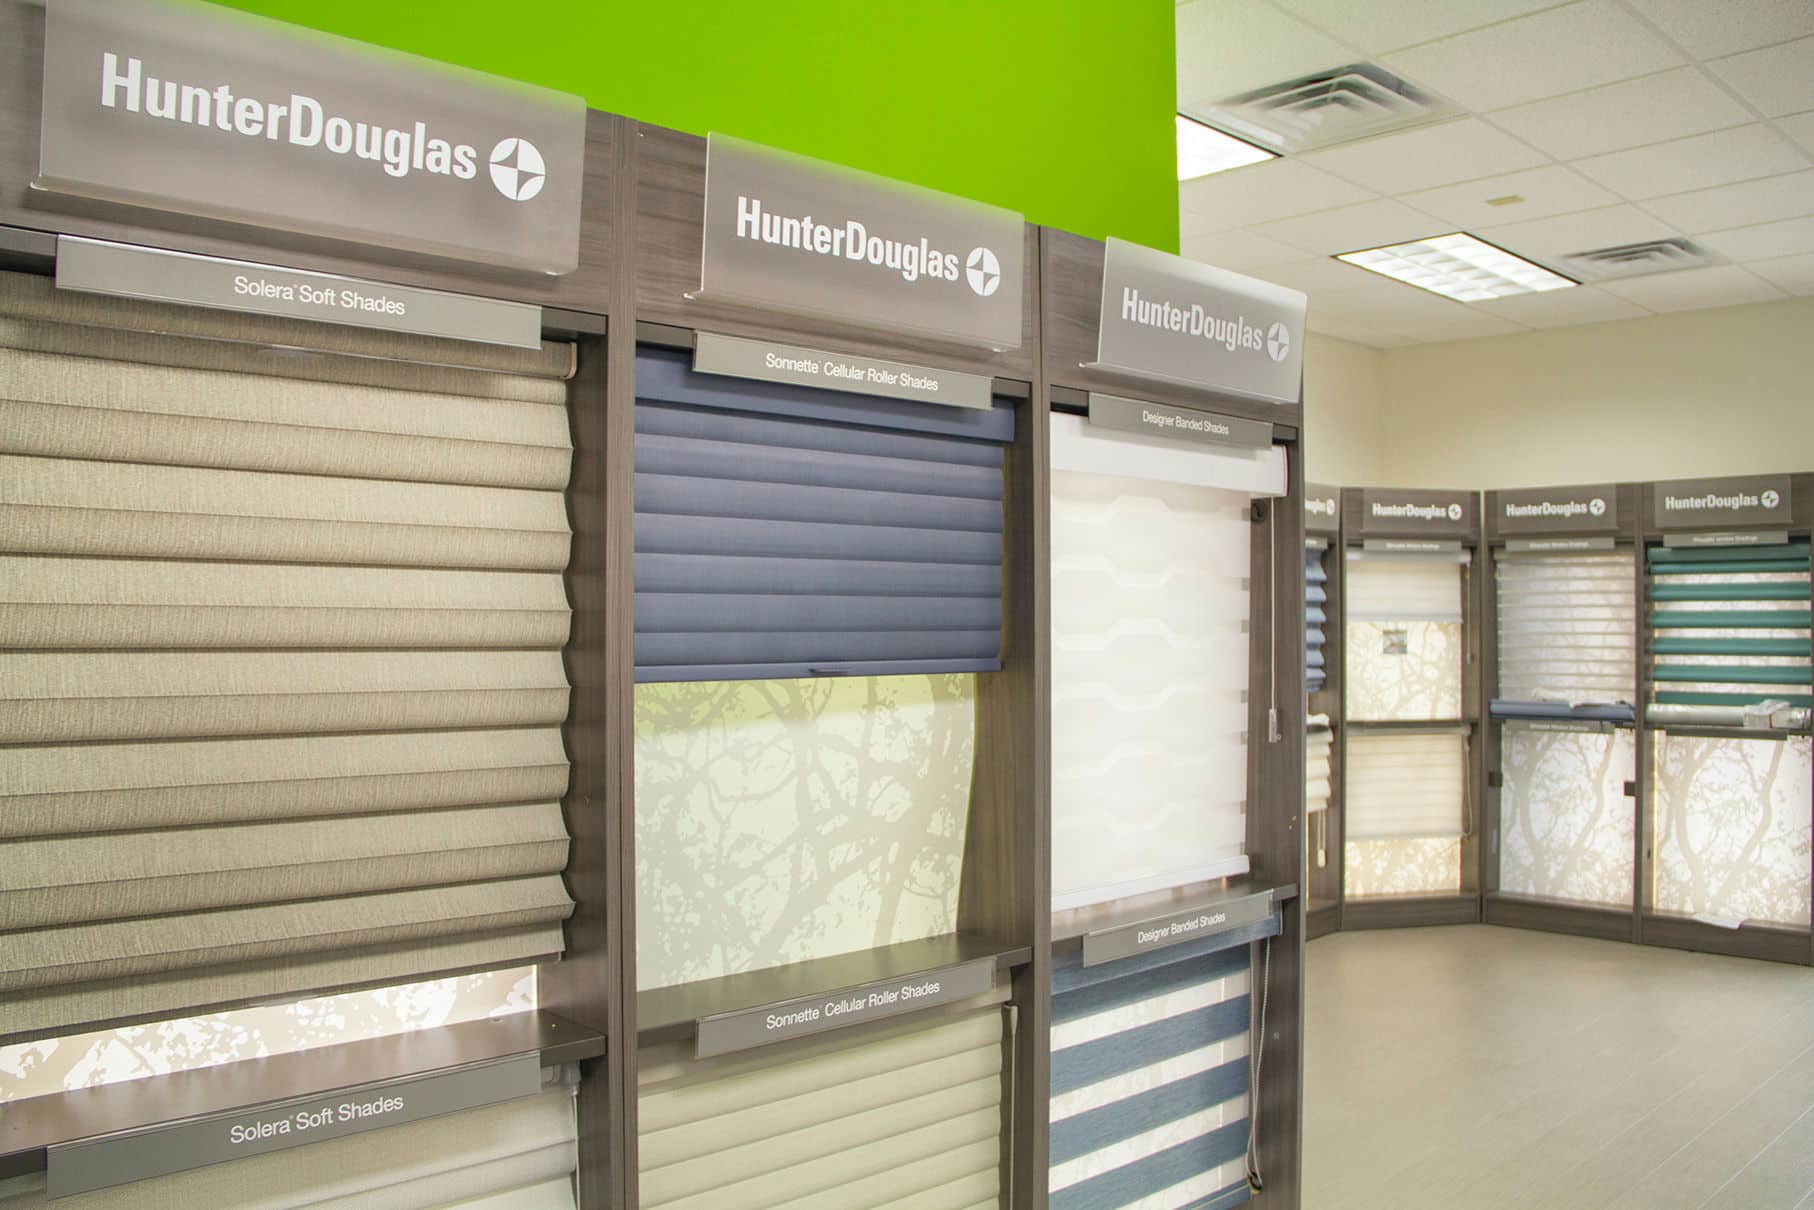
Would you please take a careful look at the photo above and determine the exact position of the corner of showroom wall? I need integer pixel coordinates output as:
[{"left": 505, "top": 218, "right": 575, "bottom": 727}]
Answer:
[{"left": 210, "top": 0, "right": 1182, "bottom": 252}]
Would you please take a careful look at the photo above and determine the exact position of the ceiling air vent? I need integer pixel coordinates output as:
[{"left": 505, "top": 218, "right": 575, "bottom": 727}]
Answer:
[
  {"left": 1558, "top": 238, "right": 1719, "bottom": 282},
  {"left": 1183, "top": 63, "right": 1459, "bottom": 155}
]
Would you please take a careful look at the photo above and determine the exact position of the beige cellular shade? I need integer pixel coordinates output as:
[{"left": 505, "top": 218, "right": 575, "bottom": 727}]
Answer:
[
  {"left": 638, "top": 998, "right": 1006, "bottom": 1210},
  {"left": 0, "top": 1085, "right": 578, "bottom": 1209},
  {"left": 0, "top": 278, "right": 578, "bottom": 1041}
]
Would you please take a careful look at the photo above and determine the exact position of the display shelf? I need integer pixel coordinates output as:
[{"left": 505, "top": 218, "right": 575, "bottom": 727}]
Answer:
[
  {"left": 1341, "top": 893, "right": 1480, "bottom": 929},
  {"left": 635, "top": 932, "right": 1030, "bottom": 1047},
  {"left": 1050, "top": 877, "right": 1298, "bottom": 953},
  {"left": 1638, "top": 912, "right": 1811, "bottom": 965},
  {"left": 0, "top": 1010, "right": 605, "bottom": 1177}
]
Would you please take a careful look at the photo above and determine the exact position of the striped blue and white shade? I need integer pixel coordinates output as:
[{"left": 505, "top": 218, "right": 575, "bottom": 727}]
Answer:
[{"left": 1050, "top": 921, "right": 1275, "bottom": 1210}]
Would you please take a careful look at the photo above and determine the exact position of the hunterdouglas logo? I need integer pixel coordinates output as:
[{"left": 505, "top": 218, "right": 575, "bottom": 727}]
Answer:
[
  {"left": 1121, "top": 287, "right": 1281, "bottom": 357},
  {"left": 1505, "top": 498, "right": 1605, "bottom": 518},
  {"left": 735, "top": 196, "right": 992, "bottom": 292},
  {"left": 1664, "top": 490, "right": 1774, "bottom": 513},
  {"left": 1372, "top": 502, "right": 1463, "bottom": 522},
  {"left": 1307, "top": 496, "right": 1337, "bottom": 517},
  {"left": 97, "top": 53, "right": 543, "bottom": 201}
]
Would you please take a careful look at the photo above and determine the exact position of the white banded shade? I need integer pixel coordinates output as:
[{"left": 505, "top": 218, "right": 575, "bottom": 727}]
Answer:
[
  {"left": 1344, "top": 551, "right": 1465, "bottom": 722},
  {"left": 1498, "top": 725, "right": 1636, "bottom": 908},
  {"left": 1653, "top": 733, "right": 1812, "bottom": 928},
  {"left": 1495, "top": 550, "right": 1636, "bottom": 709},
  {"left": 1049, "top": 922, "right": 1272, "bottom": 1209},
  {"left": 0, "top": 276, "right": 576, "bottom": 1040},
  {"left": 0, "top": 1087, "right": 578, "bottom": 1209},
  {"left": 1345, "top": 731, "right": 1467, "bottom": 841},
  {"left": 1051, "top": 413, "right": 1283, "bottom": 911},
  {"left": 638, "top": 996, "right": 1008, "bottom": 1209},
  {"left": 633, "top": 347, "right": 1013, "bottom": 682}
]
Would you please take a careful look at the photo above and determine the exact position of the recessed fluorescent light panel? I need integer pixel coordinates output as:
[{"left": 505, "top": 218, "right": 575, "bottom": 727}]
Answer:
[
  {"left": 1176, "top": 114, "right": 1275, "bottom": 180},
  {"left": 1337, "top": 233, "right": 1576, "bottom": 302}
]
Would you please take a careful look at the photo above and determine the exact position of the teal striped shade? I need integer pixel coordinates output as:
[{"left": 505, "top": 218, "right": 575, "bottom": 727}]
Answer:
[{"left": 1646, "top": 544, "right": 1812, "bottom": 709}]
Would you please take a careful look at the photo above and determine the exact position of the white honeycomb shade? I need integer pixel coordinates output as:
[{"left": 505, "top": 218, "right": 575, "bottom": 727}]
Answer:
[
  {"left": 1344, "top": 551, "right": 1466, "bottom": 722},
  {"left": 1345, "top": 731, "right": 1466, "bottom": 840},
  {"left": 638, "top": 994, "right": 1008, "bottom": 1209},
  {"left": 1498, "top": 725, "right": 1636, "bottom": 908},
  {"left": 1652, "top": 733, "right": 1812, "bottom": 928},
  {"left": 0, "top": 1087, "right": 578, "bottom": 1208},
  {"left": 1049, "top": 413, "right": 1286, "bottom": 910},
  {"left": 1306, "top": 728, "right": 1332, "bottom": 816},
  {"left": 1496, "top": 550, "right": 1636, "bottom": 704}
]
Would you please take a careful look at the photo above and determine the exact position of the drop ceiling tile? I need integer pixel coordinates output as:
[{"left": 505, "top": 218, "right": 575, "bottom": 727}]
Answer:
[
  {"left": 1309, "top": 275, "right": 1534, "bottom": 340},
  {"left": 1178, "top": 227, "right": 1313, "bottom": 272},
  {"left": 1301, "top": 118, "right": 1548, "bottom": 194},
  {"left": 1176, "top": 0, "right": 1354, "bottom": 106},
  {"left": 1780, "top": 111, "right": 1814, "bottom": 157},
  {"left": 1304, "top": 313, "right": 1418, "bottom": 348},
  {"left": 1382, "top": 0, "right": 1684, "bottom": 112},
  {"left": 1250, "top": 198, "right": 1452, "bottom": 257},
  {"left": 1571, "top": 125, "right": 1809, "bottom": 199},
  {"left": 1400, "top": 165, "right": 1619, "bottom": 229},
  {"left": 1707, "top": 36, "right": 1814, "bottom": 117},
  {"left": 1696, "top": 214, "right": 1814, "bottom": 261},
  {"left": 1626, "top": 0, "right": 1814, "bottom": 59},
  {"left": 1598, "top": 264, "right": 1787, "bottom": 311},
  {"left": 1486, "top": 68, "right": 1753, "bottom": 161},
  {"left": 1267, "top": 0, "right": 1563, "bottom": 56},
  {"left": 1641, "top": 170, "right": 1814, "bottom": 233},
  {"left": 1746, "top": 251, "right": 1814, "bottom": 293},
  {"left": 1473, "top": 285, "right": 1653, "bottom": 327},
  {"left": 1476, "top": 203, "right": 1682, "bottom": 260},
  {"left": 1179, "top": 159, "right": 1378, "bottom": 232}
]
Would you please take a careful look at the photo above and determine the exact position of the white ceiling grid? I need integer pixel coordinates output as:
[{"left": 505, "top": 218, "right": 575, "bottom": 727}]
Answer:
[{"left": 1176, "top": 0, "right": 1814, "bottom": 346}]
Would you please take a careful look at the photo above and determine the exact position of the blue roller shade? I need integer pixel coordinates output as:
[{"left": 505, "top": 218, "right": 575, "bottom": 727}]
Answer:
[
  {"left": 1306, "top": 543, "right": 1329, "bottom": 692},
  {"left": 1050, "top": 918, "right": 1275, "bottom": 1210},
  {"left": 634, "top": 346, "right": 1013, "bottom": 682}
]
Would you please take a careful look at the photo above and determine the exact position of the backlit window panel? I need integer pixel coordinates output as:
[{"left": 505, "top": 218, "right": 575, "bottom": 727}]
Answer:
[
  {"left": 1652, "top": 733, "right": 1812, "bottom": 929},
  {"left": 1498, "top": 724, "right": 1636, "bottom": 909},
  {"left": 1050, "top": 413, "right": 1286, "bottom": 911}
]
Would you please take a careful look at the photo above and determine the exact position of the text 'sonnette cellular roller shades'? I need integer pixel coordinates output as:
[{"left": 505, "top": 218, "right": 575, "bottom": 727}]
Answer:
[
  {"left": 1306, "top": 544, "right": 1328, "bottom": 693},
  {"left": 1049, "top": 919, "right": 1276, "bottom": 1210},
  {"left": 1495, "top": 549, "right": 1636, "bottom": 713},
  {"left": 1049, "top": 413, "right": 1287, "bottom": 912},
  {"left": 637, "top": 987, "right": 1009, "bottom": 1209},
  {"left": 1343, "top": 550, "right": 1467, "bottom": 722},
  {"left": 632, "top": 346, "right": 1014, "bottom": 683},
  {"left": 0, "top": 1086, "right": 579, "bottom": 1209},
  {"left": 0, "top": 272, "right": 578, "bottom": 1040},
  {"left": 1645, "top": 543, "right": 1812, "bottom": 717}
]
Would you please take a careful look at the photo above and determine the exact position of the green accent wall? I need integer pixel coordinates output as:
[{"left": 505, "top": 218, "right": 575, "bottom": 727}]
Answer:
[{"left": 212, "top": 0, "right": 1178, "bottom": 253}]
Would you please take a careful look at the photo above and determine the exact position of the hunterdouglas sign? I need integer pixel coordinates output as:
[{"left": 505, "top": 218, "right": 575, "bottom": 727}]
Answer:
[
  {"left": 36, "top": 0, "right": 586, "bottom": 274},
  {"left": 1652, "top": 475, "right": 1793, "bottom": 529},
  {"left": 700, "top": 133, "right": 1025, "bottom": 350},
  {"left": 1306, "top": 482, "right": 1340, "bottom": 536},
  {"left": 1091, "top": 237, "right": 1307, "bottom": 406},
  {"left": 1359, "top": 489, "right": 1476, "bottom": 539},
  {"left": 1494, "top": 485, "right": 1618, "bottom": 536}
]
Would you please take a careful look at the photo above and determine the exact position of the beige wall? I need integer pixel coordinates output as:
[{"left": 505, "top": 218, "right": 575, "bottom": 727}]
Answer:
[
  {"left": 1301, "top": 332, "right": 1387, "bottom": 488},
  {"left": 1373, "top": 297, "right": 1814, "bottom": 490}
]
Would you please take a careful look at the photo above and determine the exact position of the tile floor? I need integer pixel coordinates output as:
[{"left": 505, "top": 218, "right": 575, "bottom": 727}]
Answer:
[{"left": 1303, "top": 924, "right": 1814, "bottom": 1209}]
